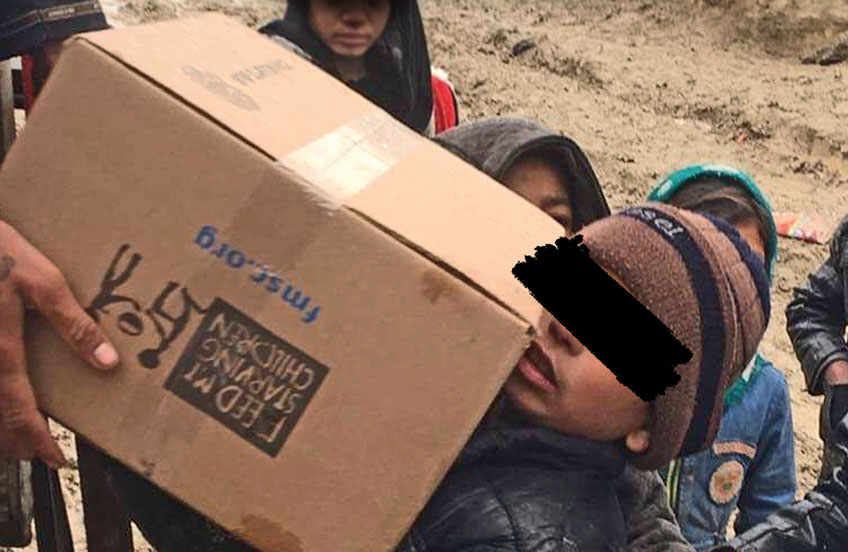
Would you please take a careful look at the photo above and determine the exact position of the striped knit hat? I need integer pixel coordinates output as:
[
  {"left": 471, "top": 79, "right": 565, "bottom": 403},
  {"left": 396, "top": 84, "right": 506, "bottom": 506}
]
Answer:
[{"left": 581, "top": 203, "right": 770, "bottom": 470}]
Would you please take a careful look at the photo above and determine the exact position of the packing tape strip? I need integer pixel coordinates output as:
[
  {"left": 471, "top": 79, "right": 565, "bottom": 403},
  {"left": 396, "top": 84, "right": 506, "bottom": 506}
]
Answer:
[
  {"left": 176, "top": 108, "right": 424, "bottom": 314},
  {"left": 276, "top": 110, "right": 422, "bottom": 210}
]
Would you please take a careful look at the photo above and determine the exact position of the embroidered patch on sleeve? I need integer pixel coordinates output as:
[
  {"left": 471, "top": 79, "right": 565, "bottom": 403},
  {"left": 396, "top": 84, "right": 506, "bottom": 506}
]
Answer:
[
  {"left": 709, "top": 460, "right": 745, "bottom": 505},
  {"left": 712, "top": 441, "right": 757, "bottom": 459}
]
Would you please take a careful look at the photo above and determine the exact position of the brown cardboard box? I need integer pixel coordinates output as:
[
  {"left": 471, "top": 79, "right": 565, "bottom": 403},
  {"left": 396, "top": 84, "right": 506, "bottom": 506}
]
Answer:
[{"left": 0, "top": 14, "right": 561, "bottom": 552}]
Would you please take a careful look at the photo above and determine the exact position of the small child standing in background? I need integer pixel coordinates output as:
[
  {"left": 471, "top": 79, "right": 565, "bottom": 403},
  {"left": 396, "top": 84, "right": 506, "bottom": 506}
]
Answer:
[
  {"left": 649, "top": 164, "right": 796, "bottom": 551},
  {"left": 260, "top": 0, "right": 459, "bottom": 135}
]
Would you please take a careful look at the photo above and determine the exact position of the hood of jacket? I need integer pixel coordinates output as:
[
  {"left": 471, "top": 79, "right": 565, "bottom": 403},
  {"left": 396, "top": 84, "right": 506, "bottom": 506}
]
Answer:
[
  {"left": 433, "top": 117, "right": 611, "bottom": 230},
  {"left": 648, "top": 164, "right": 778, "bottom": 280}
]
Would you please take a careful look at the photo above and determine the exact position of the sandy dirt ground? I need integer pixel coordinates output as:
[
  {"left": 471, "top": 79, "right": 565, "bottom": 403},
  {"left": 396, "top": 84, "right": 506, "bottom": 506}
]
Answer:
[{"left": 8, "top": 0, "right": 848, "bottom": 550}]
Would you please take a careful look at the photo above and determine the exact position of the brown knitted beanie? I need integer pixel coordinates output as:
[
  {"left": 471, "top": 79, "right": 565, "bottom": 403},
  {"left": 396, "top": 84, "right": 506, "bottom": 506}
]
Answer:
[{"left": 580, "top": 203, "right": 769, "bottom": 470}]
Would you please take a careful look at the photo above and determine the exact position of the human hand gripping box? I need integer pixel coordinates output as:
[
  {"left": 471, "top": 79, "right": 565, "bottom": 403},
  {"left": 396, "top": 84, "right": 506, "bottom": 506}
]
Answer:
[{"left": 0, "top": 14, "right": 562, "bottom": 552}]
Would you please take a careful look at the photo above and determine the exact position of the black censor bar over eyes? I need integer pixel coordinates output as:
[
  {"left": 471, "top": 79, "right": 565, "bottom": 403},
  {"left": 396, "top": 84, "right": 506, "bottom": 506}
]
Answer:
[{"left": 512, "top": 235, "right": 690, "bottom": 402}]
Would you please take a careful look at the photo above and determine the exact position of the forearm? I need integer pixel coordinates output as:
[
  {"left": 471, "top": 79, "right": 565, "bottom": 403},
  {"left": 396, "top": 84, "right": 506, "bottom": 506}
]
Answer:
[
  {"left": 734, "top": 461, "right": 797, "bottom": 534},
  {"left": 786, "top": 262, "right": 848, "bottom": 394}
]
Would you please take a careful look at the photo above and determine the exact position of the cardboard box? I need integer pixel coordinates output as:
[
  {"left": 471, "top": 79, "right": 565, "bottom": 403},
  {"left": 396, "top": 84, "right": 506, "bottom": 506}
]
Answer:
[{"left": 0, "top": 14, "right": 561, "bottom": 552}]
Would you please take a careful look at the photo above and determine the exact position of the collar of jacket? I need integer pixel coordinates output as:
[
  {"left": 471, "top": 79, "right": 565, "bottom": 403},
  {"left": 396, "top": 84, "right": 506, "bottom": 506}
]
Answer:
[
  {"left": 456, "top": 423, "right": 627, "bottom": 479},
  {"left": 723, "top": 352, "right": 766, "bottom": 408}
]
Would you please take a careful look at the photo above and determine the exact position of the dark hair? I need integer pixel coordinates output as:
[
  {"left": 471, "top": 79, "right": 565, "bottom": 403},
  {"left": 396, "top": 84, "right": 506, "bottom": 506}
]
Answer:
[{"left": 665, "top": 178, "right": 769, "bottom": 250}]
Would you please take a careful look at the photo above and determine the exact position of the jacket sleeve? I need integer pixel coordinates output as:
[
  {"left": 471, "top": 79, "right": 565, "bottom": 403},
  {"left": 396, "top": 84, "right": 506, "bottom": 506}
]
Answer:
[
  {"left": 786, "top": 215, "right": 848, "bottom": 396},
  {"left": 0, "top": 0, "right": 109, "bottom": 60},
  {"left": 393, "top": 528, "right": 425, "bottom": 552},
  {"left": 616, "top": 465, "right": 696, "bottom": 552},
  {"left": 430, "top": 70, "right": 460, "bottom": 136},
  {"left": 711, "top": 412, "right": 848, "bottom": 552},
  {"left": 734, "top": 374, "right": 797, "bottom": 533}
]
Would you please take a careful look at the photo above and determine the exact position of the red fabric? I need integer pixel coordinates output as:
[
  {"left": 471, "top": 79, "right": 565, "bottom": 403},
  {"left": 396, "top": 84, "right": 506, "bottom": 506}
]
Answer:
[
  {"left": 431, "top": 74, "right": 458, "bottom": 135},
  {"left": 21, "top": 54, "right": 38, "bottom": 114}
]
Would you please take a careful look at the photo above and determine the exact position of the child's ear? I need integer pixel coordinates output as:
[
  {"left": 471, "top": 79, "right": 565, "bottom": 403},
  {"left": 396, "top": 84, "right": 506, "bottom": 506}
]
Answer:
[{"left": 625, "top": 428, "right": 650, "bottom": 454}]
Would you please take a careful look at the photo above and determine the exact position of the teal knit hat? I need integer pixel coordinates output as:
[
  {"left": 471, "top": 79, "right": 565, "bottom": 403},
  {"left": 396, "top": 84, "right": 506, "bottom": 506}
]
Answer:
[
  {"left": 648, "top": 164, "right": 777, "bottom": 281},
  {"left": 648, "top": 164, "right": 776, "bottom": 408}
]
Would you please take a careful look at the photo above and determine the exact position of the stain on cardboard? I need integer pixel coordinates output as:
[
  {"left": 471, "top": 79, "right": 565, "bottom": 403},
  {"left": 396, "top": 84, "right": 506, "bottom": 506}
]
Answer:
[
  {"left": 164, "top": 298, "right": 330, "bottom": 457},
  {"left": 421, "top": 269, "right": 455, "bottom": 305},
  {"left": 139, "top": 459, "right": 156, "bottom": 478},
  {"left": 240, "top": 514, "right": 303, "bottom": 552}
]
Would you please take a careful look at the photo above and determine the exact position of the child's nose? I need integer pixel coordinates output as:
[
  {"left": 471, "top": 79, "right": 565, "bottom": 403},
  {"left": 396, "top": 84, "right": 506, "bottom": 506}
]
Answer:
[
  {"left": 340, "top": 3, "right": 369, "bottom": 25},
  {"left": 547, "top": 319, "right": 586, "bottom": 356}
]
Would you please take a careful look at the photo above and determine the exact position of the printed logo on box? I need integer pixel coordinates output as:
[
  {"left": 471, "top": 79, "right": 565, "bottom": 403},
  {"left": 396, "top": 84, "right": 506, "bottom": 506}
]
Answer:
[
  {"left": 181, "top": 65, "right": 260, "bottom": 111},
  {"left": 164, "top": 298, "right": 329, "bottom": 456}
]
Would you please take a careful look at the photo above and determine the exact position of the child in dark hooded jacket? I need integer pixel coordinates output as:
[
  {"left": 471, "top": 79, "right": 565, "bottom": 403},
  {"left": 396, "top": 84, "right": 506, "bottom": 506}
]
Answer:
[
  {"left": 393, "top": 202, "right": 771, "bottom": 552},
  {"left": 435, "top": 118, "right": 695, "bottom": 552},
  {"left": 260, "top": 0, "right": 458, "bottom": 135}
]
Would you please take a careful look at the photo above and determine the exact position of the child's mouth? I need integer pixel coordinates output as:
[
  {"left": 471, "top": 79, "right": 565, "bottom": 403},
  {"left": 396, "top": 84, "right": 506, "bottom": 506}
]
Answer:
[
  {"left": 516, "top": 342, "right": 558, "bottom": 393},
  {"left": 334, "top": 33, "right": 370, "bottom": 47}
]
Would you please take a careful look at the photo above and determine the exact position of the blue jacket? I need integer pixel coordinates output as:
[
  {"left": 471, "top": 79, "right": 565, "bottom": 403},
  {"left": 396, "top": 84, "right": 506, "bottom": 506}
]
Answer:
[
  {"left": 666, "top": 358, "right": 796, "bottom": 551},
  {"left": 714, "top": 409, "right": 848, "bottom": 552}
]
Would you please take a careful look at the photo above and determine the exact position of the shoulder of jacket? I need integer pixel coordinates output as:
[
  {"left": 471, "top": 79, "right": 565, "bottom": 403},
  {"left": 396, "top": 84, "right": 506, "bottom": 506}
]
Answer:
[
  {"left": 829, "top": 213, "right": 848, "bottom": 261},
  {"left": 752, "top": 365, "right": 794, "bottom": 423},
  {"left": 757, "top": 361, "right": 789, "bottom": 385},
  {"left": 738, "top": 364, "right": 792, "bottom": 416},
  {"left": 431, "top": 66, "right": 453, "bottom": 85},
  {"left": 395, "top": 527, "right": 427, "bottom": 552}
]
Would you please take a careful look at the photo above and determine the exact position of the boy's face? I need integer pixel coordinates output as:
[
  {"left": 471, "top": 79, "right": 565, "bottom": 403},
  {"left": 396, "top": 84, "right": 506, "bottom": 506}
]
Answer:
[
  {"left": 503, "top": 310, "right": 650, "bottom": 442},
  {"left": 734, "top": 219, "right": 766, "bottom": 261},
  {"left": 502, "top": 154, "right": 574, "bottom": 232},
  {"left": 308, "top": 0, "right": 391, "bottom": 58}
]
